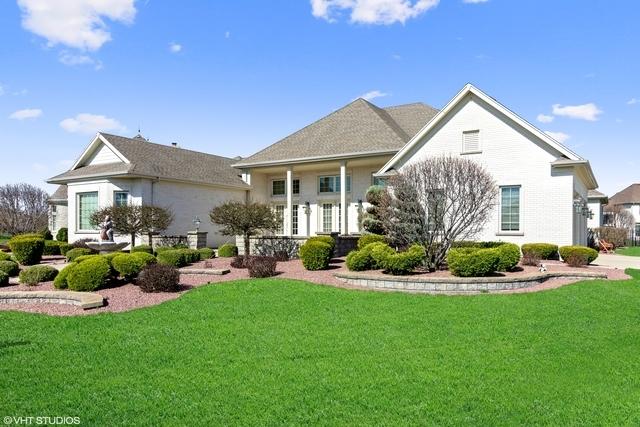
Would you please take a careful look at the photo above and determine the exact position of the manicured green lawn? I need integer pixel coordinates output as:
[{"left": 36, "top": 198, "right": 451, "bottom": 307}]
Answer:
[
  {"left": 616, "top": 246, "right": 640, "bottom": 257},
  {"left": 2, "top": 272, "right": 640, "bottom": 425}
]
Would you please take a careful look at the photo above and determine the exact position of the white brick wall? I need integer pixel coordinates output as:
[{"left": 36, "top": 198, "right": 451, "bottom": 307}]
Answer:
[{"left": 393, "top": 93, "right": 586, "bottom": 247}]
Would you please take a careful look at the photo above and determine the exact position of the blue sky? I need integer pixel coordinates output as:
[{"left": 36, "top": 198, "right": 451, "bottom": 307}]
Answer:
[{"left": 0, "top": 0, "right": 638, "bottom": 196}]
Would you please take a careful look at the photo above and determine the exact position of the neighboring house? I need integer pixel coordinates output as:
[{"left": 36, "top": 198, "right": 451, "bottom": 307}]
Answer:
[
  {"left": 48, "top": 185, "right": 68, "bottom": 238},
  {"left": 587, "top": 189, "right": 608, "bottom": 229},
  {"left": 47, "top": 133, "right": 249, "bottom": 247},
  {"left": 605, "top": 183, "right": 640, "bottom": 237}
]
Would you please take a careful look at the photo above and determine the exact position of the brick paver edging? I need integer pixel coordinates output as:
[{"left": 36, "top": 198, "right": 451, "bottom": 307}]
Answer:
[
  {"left": 0, "top": 291, "right": 104, "bottom": 309},
  {"left": 334, "top": 271, "right": 607, "bottom": 293}
]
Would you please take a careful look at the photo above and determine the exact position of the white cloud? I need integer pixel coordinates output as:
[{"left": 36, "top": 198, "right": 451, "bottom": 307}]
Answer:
[
  {"left": 544, "top": 131, "right": 570, "bottom": 143},
  {"left": 9, "top": 108, "right": 42, "bottom": 120},
  {"left": 536, "top": 113, "right": 554, "bottom": 123},
  {"left": 60, "top": 113, "right": 126, "bottom": 134},
  {"left": 627, "top": 98, "right": 638, "bottom": 105},
  {"left": 58, "top": 51, "right": 103, "bottom": 69},
  {"left": 463, "top": 0, "right": 488, "bottom": 3},
  {"left": 225, "top": 31, "right": 231, "bottom": 39},
  {"left": 552, "top": 103, "right": 602, "bottom": 121},
  {"left": 311, "top": 0, "right": 439, "bottom": 25},
  {"left": 169, "top": 42, "right": 182, "bottom": 53},
  {"left": 391, "top": 53, "right": 401, "bottom": 60},
  {"left": 17, "top": 0, "right": 136, "bottom": 51},
  {"left": 355, "top": 90, "right": 389, "bottom": 101}
]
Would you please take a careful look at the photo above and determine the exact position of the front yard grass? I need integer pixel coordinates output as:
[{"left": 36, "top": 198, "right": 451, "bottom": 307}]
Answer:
[
  {"left": 616, "top": 246, "right": 640, "bottom": 257},
  {"left": 2, "top": 271, "right": 640, "bottom": 425}
]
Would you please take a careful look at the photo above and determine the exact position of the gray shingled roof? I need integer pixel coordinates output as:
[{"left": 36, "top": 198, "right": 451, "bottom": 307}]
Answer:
[
  {"left": 234, "top": 99, "right": 438, "bottom": 167},
  {"left": 587, "top": 189, "right": 607, "bottom": 199},
  {"left": 48, "top": 133, "right": 248, "bottom": 188},
  {"left": 608, "top": 184, "right": 640, "bottom": 206},
  {"left": 49, "top": 185, "right": 67, "bottom": 201}
]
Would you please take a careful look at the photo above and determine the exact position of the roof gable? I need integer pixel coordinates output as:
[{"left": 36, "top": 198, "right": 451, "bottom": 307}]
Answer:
[
  {"left": 234, "top": 99, "right": 438, "bottom": 167},
  {"left": 609, "top": 184, "right": 640, "bottom": 205},
  {"left": 378, "top": 84, "right": 585, "bottom": 175}
]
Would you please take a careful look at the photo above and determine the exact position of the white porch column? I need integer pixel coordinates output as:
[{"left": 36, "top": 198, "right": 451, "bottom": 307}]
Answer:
[
  {"left": 286, "top": 167, "right": 293, "bottom": 236},
  {"left": 340, "top": 160, "right": 347, "bottom": 235}
]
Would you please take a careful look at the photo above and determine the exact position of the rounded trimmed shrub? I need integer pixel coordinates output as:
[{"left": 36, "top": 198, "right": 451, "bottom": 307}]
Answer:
[
  {"left": 157, "top": 250, "right": 187, "bottom": 267},
  {"left": 247, "top": 256, "right": 278, "bottom": 278},
  {"left": 74, "top": 254, "right": 99, "bottom": 263},
  {"left": 357, "top": 234, "right": 387, "bottom": 250},
  {"left": 521, "top": 243, "right": 559, "bottom": 260},
  {"left": 56, "top": 227, "right": 68, "bottom": 243},
  {"left": 154, "top": 246, "right": 173, "bottom": 255},
  {"left": 137, "top": 264, "right": 181, "bottom": 293},
  {"left": 0, "top": 252, "right": 11, "bottom": 261},
  {"left": 198, "top": 248, "right": 215, "bottom": 260},
  {"left": 40, "top": 228, "right": 53, "bottom": 240},
  {"left": 451, "top": 241, "right": 506, "bottom": 249},
  {"left": 43, "top": 240, "right": 62, "bottom": 256},
  {"left": 218, "top": 244, "right": 238, "bottom": 258},
  {"left": 306, "top": 236, "right": 335, "bottom": 252},
  {"left": 380, "top": 244, "right": 426, "bottom": 276},
  {"left": 299, "top": 241, "right": 332, "bottom": 271},
  {"left": 230, "top": 255, "right": 248, "bottom": 269},
  {"left": 66, "top": 248, "right": 94, "bottom": 262},
  {"left": 131, "top": 245, "right": 153, "bottom": 254},
  {"left": 67, "top": 256, "right": 110, "bottom": 291},
  {"left": 54, "top": 262, "right": 78, "bottom": 289},
  {"left": 8, "top": 236, "right": 45, "bottom": 265},
  {"left": 112, "top": 253, "right": 145, "bottom": 280},
  {"left": 19, "top": 265, "right": 58, "bottom": 286},
  {"left": 447, "top": 247, "right": 500, "bottom": 277},
  {"left": 58, "top": 243, "right": 73, "bottom": 256},
  {"left": 496, "top": 243, "right": 521, "bottom": 272},
  {"left": 559, "top": 245, "right": 598, "bottom": 266},
  {"left": 0, "top": 271, "right": 8, "bottom": 287},
  {"left": 132, "top": 251, "right": 157, "bottom": 266},
  {"left": 0, "top": 260, "right": 20, "bottom": 277},
  {"left": 369, "top": 242, "right": 395, "bottom": 268},
  {"left": 346, "top": 249, "right": 372, "bottom": 271}
]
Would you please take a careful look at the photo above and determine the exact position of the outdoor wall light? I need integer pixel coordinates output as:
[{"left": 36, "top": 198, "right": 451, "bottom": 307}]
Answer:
[
  {"left": 193, "top": 216, "right": 201, "bottom": 231},
  {"left": 304, "top": 201, "right": 311, "bottom": 215}
]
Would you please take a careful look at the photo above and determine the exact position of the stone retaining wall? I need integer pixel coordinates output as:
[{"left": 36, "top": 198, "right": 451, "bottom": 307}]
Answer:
[
  {"left": 334, "top": 271, "right": 607, "bottom": 293},
  {"left": 0, "top": 291, "right": 104, "bottom": 309}
]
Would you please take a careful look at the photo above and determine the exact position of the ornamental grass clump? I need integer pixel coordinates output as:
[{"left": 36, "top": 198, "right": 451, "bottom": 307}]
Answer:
[
  {"left": 247, "top": 256, "right": 278, "bottom": 278},
  {"left": 19, "top": 265, "right": 58, "bottom": 286}
]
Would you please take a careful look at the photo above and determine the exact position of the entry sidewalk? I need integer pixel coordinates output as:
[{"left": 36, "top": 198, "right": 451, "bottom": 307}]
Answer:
[{"left": 593, "top": 253, "right": 640, "bottom": 270}]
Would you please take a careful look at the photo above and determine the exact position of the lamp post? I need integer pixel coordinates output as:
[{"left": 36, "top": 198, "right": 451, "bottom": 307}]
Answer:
[{"left": 193, "top": 216, "right": 201, "bottom": 232}]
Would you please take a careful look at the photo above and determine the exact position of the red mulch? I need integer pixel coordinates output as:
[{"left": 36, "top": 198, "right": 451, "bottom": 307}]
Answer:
[{"left": 0, "top": 257, "right": 630, "bottom": 316}]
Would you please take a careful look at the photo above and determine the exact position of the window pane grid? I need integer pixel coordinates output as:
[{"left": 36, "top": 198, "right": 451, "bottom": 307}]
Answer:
[
  {"left": 500, "top": 187, "right": 520, "bottom": 231},
  {"left": 114, "top": 191, "right": 129, "bottom": 207},
  {"left": 78, "top": 192, "right": 98, "bottom": 231},
  {"left": 272, "top": 180, "right": 285, "bottom": 196},
  {"left": 318, "top": 176, "right": 351, "bottom": 193},
  {"left": 322, "top": 203, "right": 333, "bottom": 232},
  {"left": 274, "top": 205, "right": 285, "bottom": 234},
  {"left": 292, "top": 205, "right": 299, "bottom": 235}
]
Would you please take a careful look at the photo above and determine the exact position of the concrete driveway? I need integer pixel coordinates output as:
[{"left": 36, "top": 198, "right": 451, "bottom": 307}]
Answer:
[{"left": 593, "top": 253, "right": 640, "bottom": 270}]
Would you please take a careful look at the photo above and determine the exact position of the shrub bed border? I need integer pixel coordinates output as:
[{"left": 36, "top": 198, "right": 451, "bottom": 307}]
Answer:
[
  {"left": 0, "top": 291, "right": 104, "bottom": 309},
  {"left": 334, "top": 271, "right": 606, "bottom": 293}
]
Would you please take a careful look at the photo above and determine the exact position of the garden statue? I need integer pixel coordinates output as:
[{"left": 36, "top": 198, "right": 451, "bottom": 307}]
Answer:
[{"left": 100, "top": 215, "right": 114, "bottom": 242}]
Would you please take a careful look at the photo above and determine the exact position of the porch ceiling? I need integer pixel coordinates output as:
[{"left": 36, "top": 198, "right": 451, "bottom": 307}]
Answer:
[{"left": 245, "top": 155, "right": 392, "bottom": 174}]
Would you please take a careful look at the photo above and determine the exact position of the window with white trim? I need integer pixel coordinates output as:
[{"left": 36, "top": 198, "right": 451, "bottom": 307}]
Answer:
[
  {"left": 50, "top": 205, "right": 57, "bottom": 230},
  {"left": 114, "top": 191, "right": 129, "bottom": 207},
  {"left": 318, "top": 175, "right": 351, "bottom": 194},
  {"left": 462, "top": 130, "right": 480, "bottom": 153},
  {"left": 322, "top": 203, "right": 333, "bottom": 232},
  {"left": 372, "top": 174, "right": 387, "bottom": 187},
  {"left": 292, "top": 205, "right": 299, "bottom": 235},
  {"left": 500, "top": 186, "right": 520, "bottom": 231},
  {"left": 635, "top": 223, "right": 640, "bottom": 237},
  {"left": 77, "top": 192, "right": 98, "bottom": 231},
  {"left": 274, "top": 205, "right": 285, "bottom": 234},
  {"left": 272, "top": 179, "right": 299, "bottom": 196}
]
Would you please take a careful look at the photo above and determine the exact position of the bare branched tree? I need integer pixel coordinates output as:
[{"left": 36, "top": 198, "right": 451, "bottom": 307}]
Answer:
[
  {"left": 380, "top": 156, "right": 497, "bottom": 269},
  {"left": 90, "top": 205, "right": 174, "bottom": 247},
  {"left": 0, "top": 183, "right": 49, "bottom": 235},
  {"left": 210, "top": 201, "right": 278, "bottom": 256},
  {"left": 604, "top": 205, "right": 635, "bottom": 231}
]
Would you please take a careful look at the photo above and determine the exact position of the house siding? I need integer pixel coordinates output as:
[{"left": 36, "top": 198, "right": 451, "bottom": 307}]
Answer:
[{"left": 392, "top": 93, "right": 580, "bottom": 247}]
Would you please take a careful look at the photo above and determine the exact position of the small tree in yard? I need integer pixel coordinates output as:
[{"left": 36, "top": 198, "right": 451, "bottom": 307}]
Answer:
[
  {"left": 210, "top": 201, "right": 278, "bottom": 257},
  {"left": 90, "top": 205, "right": 173, "bottom": 247},
  {"left": 604, "top": 205, "right": 635, "bottom": 231},
  {"left": 361, "top": 185, "right": 386, "bottom": 235},
  {"left": 0, "top": 183, "right": 49, "bottom": 235},
  {"left": 380, "top": 156, "right": 497, "bottom": 270}
]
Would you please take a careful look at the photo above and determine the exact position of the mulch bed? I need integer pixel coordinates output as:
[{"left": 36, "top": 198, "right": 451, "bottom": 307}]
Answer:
[{"left": 0, "top": 257, "right": 629, "bottom": 316}]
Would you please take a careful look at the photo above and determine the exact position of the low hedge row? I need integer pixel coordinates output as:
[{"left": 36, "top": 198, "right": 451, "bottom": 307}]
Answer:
[
  {"left": 218, "top": 244, "right": 238, "bottom": 258},
  {"left": 357, "top": 234, "right": 387, "bottom": 250},
  {"left": 8, "top": 235, "right": 44, "bottom": 265},
  {"left": 559, "top": 245, "right": 598, "bottom": 266},
  {"left": 521, "top": 243, "right": 559, "bottom": 260},
  {"left": 447, "top": 248, "right": 500, "bottom": 277},
  {"left": 346, "top": 242, "right": 425, "bottom": 276}
]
